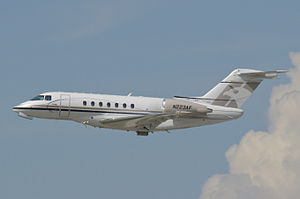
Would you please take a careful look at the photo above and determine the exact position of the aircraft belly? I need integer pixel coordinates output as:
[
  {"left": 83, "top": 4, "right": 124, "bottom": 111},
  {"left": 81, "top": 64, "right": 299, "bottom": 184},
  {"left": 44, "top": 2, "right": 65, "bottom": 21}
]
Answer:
[
  {"left": 91, "top": 114, "right": 229, "bottom": 132},
  {"left": 21, "top": 108, "right": 231, "bottom": 132}
]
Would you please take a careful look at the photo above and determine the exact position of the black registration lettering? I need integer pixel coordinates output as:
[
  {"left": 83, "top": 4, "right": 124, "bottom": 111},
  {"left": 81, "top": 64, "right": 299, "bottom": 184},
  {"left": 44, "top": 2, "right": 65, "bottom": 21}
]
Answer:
[{"left": 172, "top": 104, "right": 192, "bottom": 110}]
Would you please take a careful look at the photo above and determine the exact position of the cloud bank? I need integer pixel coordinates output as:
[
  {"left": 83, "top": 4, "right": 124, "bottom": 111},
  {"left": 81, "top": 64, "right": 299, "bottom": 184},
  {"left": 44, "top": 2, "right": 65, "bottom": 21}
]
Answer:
[{"left": 200, "top": 52, "right": 300, "bottom": 199}]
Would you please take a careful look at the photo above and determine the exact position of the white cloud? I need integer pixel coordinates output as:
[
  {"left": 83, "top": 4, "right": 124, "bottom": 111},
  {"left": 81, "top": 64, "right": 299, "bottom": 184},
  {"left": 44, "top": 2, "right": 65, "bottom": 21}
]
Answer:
[{"left": 200, "top": 52, "right": 300, "bottom": 199}]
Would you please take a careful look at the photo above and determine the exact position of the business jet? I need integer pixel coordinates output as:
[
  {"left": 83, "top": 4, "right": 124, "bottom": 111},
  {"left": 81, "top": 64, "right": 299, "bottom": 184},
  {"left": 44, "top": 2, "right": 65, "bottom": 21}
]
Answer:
[{"left": 13, "top": 69, "right": 286, "bottom": 136}]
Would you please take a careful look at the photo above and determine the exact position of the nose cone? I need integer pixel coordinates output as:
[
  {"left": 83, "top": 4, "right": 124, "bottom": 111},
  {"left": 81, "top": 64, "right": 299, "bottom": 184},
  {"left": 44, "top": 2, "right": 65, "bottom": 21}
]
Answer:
[
  {"left": 13, "top": 105, "right": 20, "bottom": 113},
  {"left": 13, "top": 102, "right": 30, "bottom": 111},
  {"left": 13, "top": 102, "right": 33, "bottom": 120}
]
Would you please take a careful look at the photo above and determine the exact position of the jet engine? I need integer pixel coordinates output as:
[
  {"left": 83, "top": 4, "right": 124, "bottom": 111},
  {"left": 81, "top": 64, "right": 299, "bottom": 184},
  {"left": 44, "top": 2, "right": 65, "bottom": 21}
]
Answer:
[{"left": 163, "top": 98, "right": 212, "bottom": 114}]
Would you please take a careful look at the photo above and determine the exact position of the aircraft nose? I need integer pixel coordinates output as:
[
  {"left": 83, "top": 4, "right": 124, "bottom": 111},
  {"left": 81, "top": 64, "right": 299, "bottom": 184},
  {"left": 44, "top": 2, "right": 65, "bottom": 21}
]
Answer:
[
  {"left": 13, "top": 102, "right": 30, "bottom": 111},
  {"left": 13, "top": 104, "right": 20, "bottom": 111},
  {"left": 13, "top": 102, "right": 33, "bottom": 120},
  {"left": 13, "top": 104, "right": 21, "bottom": 113}
]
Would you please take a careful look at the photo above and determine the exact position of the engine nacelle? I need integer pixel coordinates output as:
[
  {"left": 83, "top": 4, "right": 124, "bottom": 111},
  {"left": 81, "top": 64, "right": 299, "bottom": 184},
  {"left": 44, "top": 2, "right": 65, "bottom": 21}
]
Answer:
[{"left": 163, "top": 98, "right": 212, "bottom": 113}]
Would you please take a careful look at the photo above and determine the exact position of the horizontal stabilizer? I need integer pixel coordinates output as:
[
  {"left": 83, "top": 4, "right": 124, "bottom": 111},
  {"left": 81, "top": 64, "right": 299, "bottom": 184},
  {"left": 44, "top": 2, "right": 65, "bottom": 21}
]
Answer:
[{"left": 237, "top": 70, "right": 287, "bottom": 79}]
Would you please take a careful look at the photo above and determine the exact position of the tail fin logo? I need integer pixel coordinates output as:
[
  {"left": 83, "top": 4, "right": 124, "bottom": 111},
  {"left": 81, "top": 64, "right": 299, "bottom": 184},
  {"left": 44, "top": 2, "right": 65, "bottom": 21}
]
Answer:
[{"left": 212, "top": 81, "right": 261, "bottom": 108}]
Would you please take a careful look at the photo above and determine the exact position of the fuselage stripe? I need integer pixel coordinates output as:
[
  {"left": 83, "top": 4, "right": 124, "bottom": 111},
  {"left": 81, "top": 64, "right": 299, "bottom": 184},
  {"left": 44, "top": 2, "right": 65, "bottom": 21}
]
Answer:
[{"left": 13, "top": 107, "right": 153, "bottom": 115}]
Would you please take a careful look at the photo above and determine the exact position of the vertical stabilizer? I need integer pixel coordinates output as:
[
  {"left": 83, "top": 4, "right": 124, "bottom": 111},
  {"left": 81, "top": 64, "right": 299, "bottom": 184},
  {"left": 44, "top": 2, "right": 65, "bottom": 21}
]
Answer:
[{"left": 202, "top": 69, "right": 286, "bottom": 108}]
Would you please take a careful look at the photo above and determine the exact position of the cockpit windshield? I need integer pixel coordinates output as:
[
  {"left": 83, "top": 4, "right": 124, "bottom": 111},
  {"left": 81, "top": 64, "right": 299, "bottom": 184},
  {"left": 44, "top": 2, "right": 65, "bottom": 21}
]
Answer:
[{"left": 30, "top": 95, "right": 44, "bottom": 101}]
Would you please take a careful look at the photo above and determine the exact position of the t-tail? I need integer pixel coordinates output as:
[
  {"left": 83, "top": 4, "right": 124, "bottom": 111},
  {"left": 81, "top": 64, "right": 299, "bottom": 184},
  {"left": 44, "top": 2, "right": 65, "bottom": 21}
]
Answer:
[
  {"left": 175, "top": 69, "right": 287, "bottom": 108},
  {"left": 201, "top": 69, "right": 286, "bottom": 108}
]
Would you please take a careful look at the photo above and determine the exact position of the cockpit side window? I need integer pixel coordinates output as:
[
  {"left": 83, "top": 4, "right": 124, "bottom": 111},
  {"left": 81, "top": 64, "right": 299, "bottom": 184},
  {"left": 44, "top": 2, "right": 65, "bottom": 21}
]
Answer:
[
  {"left": 31, "top": 95, "right": 44, "bottom": 101},
  {"left": 45, "top": 95, "right": 52, "bottom": 101}
]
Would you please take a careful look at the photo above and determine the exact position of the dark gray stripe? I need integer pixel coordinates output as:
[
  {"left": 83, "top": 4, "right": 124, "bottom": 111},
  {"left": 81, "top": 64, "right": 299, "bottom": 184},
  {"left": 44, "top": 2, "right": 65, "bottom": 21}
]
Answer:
[{"left": 13, "top": 107, "right": 151, "bottom": 116}]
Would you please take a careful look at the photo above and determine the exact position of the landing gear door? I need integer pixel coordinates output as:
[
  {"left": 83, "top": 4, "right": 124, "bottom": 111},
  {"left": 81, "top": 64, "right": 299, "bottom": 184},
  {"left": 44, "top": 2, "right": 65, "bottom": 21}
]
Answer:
[{"left": 59, "top": 94, "right": 71, "bottom": 118}]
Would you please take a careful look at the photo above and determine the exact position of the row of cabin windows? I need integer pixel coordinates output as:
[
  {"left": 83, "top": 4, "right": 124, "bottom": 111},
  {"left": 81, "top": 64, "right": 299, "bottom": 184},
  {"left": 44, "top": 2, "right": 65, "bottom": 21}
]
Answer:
[{"left": 83, "top": 101, "right": 134, "bottom": 109}]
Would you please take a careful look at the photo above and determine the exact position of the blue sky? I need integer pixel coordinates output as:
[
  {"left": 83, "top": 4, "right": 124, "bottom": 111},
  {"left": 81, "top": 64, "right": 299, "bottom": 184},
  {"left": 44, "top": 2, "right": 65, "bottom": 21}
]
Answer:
[{"left": 0, "top": 0, "right": 298, "bottom": 198}]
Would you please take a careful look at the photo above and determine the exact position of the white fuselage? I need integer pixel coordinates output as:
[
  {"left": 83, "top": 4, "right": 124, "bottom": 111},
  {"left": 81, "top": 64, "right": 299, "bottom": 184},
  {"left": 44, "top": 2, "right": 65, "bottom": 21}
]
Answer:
[
  {"left": 13, "top": 69, "right": 286, "bottom": 135},
  {"left": 13, "top": 91, "right": 243, "bottom": 133}
]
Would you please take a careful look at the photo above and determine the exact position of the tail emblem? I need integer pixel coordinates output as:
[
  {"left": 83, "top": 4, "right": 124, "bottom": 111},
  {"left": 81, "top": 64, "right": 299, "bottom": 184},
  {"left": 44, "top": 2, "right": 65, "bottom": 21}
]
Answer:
[{"left": 212, "top": 81, "right": 261, "bottom": 108}]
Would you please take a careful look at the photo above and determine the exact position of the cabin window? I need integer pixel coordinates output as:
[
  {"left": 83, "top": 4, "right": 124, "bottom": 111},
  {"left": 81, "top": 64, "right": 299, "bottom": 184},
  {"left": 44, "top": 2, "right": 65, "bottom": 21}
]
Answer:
[
  {"left": 123, "top": 103, "right": 127, "bottom": 108},
  {"left": 91, "top": 101, "right": 95, "bottom": 106},
  {"left": 83, "top": 101, "right": 87, "bottom": 106},
  {"left": 131, "top": 104, "right": 135, "bottom": 109},
  {"left": 107, "top": 102, "right": 111, "bottom": 107},
  {"left": 31, "top": 95, "right": 44, "bottom": 101},
  {"left": 115, "top": 103, "right": 119, "bottom": 108},
  {"left": 99, "top": 102, "right": 103, "bottom": 107},
  {"left": 45, "top": 95, "right": 52, "bottom": 101}
]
